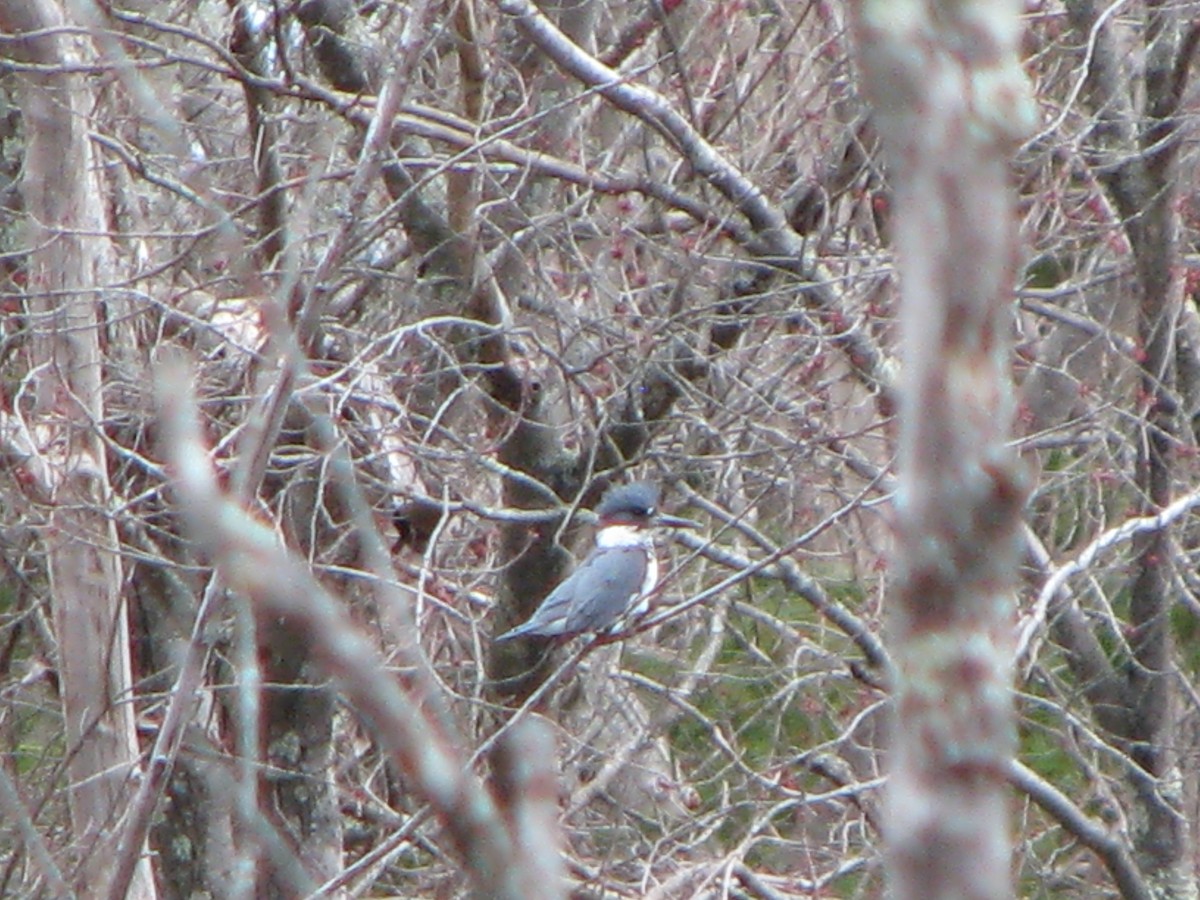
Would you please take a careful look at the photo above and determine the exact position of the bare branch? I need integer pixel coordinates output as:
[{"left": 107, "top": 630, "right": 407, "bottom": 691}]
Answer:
[
  {"left": 1010, "top": 760, "right": 1152, "bottom": 900},
  {"left": 154, "top": 357, "right": 563, "bottom": 900},
  {"left": 1017, "top": 485, "right": 1200, "bottom": 668}
]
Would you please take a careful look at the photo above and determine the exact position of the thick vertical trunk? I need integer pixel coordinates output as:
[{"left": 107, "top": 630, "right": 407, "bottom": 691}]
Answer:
[
  {"left": 851, "top": 3, "right": 1033, "bottom": 898},
  {"left": 0, "top": 3, "right": 154, "bottom": 897},
  {"left": 1124, "top": 10, "right": 1189, "bottom": 888},
  {"left": 1126, "top": 173, "right": 1187, "bottom": 890},
  {"left": 1060, "top": 3, "right": 1192, "bottom": 890}
]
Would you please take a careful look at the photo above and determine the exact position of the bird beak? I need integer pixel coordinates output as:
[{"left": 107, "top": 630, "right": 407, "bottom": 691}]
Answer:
[{"left": 656, "top": 513, "right": 702, "bottom": 529}]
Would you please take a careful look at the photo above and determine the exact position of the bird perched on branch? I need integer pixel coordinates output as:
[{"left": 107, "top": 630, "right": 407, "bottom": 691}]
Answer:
[{"left": 495, "top": 482, "right": 699, "bottom": 641}]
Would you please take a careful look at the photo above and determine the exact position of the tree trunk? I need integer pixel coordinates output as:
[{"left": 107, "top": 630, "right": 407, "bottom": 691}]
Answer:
[
  {"left": 1060, "top": 3, "right": 1193, "bottom": 891},
  {"left": 0, "top": 3, "right": 155, "bottom": 897},
  {"left": 851, "top": 2, "right": 1034, "bottom": 898}
]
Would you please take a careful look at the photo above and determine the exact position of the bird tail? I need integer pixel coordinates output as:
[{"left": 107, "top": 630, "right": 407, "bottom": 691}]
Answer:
[
  {"left": 494, "top": 621, "right": 535, "bottom": 642},
  {"left": 495, "top": 618, "right": 566, "bottom": 641}
]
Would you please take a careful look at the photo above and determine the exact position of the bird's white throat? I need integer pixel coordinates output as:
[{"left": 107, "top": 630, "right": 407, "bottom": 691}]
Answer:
[{"left": 596, "top": 524, "right": 650, "bottom": 548}]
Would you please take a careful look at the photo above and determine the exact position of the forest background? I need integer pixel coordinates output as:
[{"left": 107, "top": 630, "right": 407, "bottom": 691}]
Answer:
[{"left": 0, "top": 1, "right": 1198, "bottom": 898}]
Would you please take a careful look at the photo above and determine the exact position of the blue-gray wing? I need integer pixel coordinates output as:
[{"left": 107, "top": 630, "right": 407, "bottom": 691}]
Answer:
[
  {"left": 563, "top": 546, "right": 648, "bottom": 634},
  {"left": 494, "top": 576, "right": 577, "bottom": 640}
]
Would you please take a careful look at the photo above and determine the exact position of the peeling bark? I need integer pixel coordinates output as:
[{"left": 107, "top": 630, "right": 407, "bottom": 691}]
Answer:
[
  {"left": 0, "top": 2, "right": 155, "bottom": 897},
  {"left": 851, "top": 2, "right": 1034, "bottom": 898}
]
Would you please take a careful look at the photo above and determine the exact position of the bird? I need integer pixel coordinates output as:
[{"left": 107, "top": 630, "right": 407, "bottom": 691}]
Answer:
[{"left": 495, "top": 482, "right": 699, "bottom": 641}]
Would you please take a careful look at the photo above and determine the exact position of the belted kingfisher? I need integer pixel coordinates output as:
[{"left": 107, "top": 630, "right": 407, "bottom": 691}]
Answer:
[{"left": 495, "top": 482, "right": 699, "bottom": 641}]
